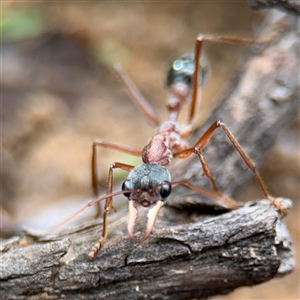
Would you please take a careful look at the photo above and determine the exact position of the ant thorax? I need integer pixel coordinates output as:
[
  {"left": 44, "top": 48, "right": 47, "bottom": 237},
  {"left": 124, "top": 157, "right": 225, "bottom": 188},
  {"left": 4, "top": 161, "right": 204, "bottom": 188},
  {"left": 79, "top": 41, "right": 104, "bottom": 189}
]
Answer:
[{"left": 142, "top": 121, "right": 189, "bottom": 166}]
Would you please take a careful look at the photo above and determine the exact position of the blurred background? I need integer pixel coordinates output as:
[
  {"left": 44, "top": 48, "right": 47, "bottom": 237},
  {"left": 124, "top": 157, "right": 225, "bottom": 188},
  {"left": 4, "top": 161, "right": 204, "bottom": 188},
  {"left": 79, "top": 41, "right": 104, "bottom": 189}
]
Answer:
[{"left": 1, "top": 2, "right": 299, "bottom": 299}]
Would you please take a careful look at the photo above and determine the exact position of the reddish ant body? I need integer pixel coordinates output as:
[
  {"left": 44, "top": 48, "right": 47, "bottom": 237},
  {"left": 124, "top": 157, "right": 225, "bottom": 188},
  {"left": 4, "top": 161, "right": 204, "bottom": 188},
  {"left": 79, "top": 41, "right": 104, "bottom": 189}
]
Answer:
[{"left": 58, "top": 35, "right": 286, "bottom": 259}]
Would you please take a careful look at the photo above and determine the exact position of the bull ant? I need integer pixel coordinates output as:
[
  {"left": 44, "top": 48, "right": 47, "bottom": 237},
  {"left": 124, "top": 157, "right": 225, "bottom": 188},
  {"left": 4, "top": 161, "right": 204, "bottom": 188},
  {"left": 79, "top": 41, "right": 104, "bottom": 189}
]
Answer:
[{"left": 57, "top": 35, "right": 286, "bottom": 259}]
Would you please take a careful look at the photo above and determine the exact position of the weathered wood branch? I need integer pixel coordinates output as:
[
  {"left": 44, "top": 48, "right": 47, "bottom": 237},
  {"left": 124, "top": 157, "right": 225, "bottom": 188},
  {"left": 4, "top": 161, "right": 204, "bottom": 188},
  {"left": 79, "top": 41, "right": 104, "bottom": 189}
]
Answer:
[
  {"left": 0, "top": 10, "right": 298, "bottom": 300},
  {"left": 0, "top": 200, "right": 295, "bottom": 300}
]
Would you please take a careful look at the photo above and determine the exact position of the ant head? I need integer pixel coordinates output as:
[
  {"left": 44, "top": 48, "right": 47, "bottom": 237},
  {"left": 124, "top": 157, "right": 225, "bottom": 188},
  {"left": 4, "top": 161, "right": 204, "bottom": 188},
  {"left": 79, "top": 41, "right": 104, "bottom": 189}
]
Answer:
[
  {"left": 121, "top": 163, "right": 172, "bottom": 207},
  {"left": 121, "top": 163, "right": 172, "bottom": 242},
  {"left": 122, "top": 179, "right": 172, "bottom": 207}
]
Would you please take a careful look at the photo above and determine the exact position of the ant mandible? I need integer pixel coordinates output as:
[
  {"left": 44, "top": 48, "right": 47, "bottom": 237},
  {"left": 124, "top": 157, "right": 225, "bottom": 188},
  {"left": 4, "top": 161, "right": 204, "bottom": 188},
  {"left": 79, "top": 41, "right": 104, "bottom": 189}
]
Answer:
[{"left": 57, "top": 35, "right": 287, "bottom": 259}]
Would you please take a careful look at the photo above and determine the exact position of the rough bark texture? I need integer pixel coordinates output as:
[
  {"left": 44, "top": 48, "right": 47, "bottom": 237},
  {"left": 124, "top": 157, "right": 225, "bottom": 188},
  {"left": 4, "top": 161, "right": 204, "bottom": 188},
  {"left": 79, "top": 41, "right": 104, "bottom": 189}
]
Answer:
[
  {"left": 0, "top": 10, "right": 298, "bottom": 300},
  {"left": 0, "top": 200, "right": 295, "bottom": 300},
  {"left": 247, "top": 0, "right": 300, "bottom": 13}
]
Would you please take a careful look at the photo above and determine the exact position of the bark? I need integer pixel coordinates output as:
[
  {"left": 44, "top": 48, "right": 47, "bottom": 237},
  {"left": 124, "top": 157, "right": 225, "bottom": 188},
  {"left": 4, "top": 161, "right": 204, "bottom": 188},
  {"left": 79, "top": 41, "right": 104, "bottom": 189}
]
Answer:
[
  {"left": 246, "top": 0, "right": 300, "bottom": 13},
  {"left": 0, "top": 200, "right": 295, "bottom": 300},
  {"left": 0, "top": 10, "right": 298, "bottom": 300}
]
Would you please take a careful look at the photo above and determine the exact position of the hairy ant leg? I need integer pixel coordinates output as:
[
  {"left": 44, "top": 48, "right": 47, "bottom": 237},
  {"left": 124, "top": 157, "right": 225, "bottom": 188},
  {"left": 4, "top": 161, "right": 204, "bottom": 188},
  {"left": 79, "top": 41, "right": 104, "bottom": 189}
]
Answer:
[
  {"left": 92, "top": 140, "right": 142, "bottom": 217},
  {"left": 194, "top": 149, "right": 219, "bottom": 194},
  {"left": 114, "top": 64, "right": 160, "bottom": 127},
  {"left": 174, "top": 120, "right": 285, "bottom": 214},
  {"left": 188, "top": 35, "right": 268, "bottom": 124},
  {"left": 89, "top": 161, "right": 134, "bottom": 259},
  {"left": 172, "top": 180, "right": 237, "bottom": 209}
]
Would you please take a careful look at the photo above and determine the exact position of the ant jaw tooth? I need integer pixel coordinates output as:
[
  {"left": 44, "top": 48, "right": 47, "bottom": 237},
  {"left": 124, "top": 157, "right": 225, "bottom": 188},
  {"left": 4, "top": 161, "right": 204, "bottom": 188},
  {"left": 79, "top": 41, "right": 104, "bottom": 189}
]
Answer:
[
  {"left": 128, "top": 200, "right": 138, "bottom": 241},
  {"left": 127, "top": 200, "right": 164, "bottom": 244},
  {"left": 128, "top": 234, "right": 140, "bottom": 243}
]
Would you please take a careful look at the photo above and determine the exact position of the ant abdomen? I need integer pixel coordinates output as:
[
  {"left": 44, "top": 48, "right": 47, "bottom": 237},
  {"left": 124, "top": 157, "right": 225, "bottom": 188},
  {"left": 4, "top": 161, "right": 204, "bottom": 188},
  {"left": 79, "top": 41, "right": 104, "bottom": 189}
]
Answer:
[
  {"left": 165, "top": 53, "right": 209, "bottom": 120},
  {"left": 165, "top": 54, "right": 209, "bottom": 91}
]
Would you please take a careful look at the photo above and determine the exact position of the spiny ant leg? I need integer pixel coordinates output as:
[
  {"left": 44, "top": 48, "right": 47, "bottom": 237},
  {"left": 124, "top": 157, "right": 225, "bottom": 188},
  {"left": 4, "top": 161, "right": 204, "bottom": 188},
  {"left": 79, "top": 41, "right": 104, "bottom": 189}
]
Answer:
[
  {"left": 194, "top": 148, "right": 240, "bottom": 209},
  {"left": 114, "top": 64, "right": 160, "bottom": 127},
  {"left": 218, "top": 122, "right": 287, "bottom": 215},
  {"left": 92, "top": 142, "right": 101, "bottom": 217},
  {"left": 174, "top": 120, "right": 285, "bottom": 214},
  {"left": 175, "top": 145, "right": 236, "bottom": 209},
  {"left": 194, "top": 148, "right": 219, "bottom": 193},
  {"left": 188, "top": 35, "right": 268, "bottom": 123},
  {"left": 89, "top": 161, "right": 134, "bottom": 259},
  {"left": 188, "top": 36, "right": 203, "bottom": 124},
  {"left": 92, "top": 139, "right": 142, "bottom": 217},
  {"left": 218, "top": 122, "right": 270, "bottom": 198},
  {"left": 173, "top": 121, "right": 220, "bottom": 159},
  {"left": 172, "top": 180, "right": 237, "bottom": 210}
]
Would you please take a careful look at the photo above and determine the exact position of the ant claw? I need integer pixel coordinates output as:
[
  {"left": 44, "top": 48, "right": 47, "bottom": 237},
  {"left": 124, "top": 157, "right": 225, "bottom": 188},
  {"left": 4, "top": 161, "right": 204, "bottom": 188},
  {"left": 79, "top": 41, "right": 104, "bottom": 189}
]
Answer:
[{"left": 269, "top": 196, "right": 292, "bottom": 217}]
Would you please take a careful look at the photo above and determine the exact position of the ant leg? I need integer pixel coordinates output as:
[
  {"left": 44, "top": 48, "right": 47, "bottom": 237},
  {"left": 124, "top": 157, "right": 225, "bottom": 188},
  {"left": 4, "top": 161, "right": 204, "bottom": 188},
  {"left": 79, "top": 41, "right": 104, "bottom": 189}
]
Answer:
[
  {"left": 220, "top": 121, "right": 288, "bottom": 215},
  {"left": 171, "top": 180, "right": 237, "bottom": 210},
  {"left": 194, "top": 148, "right": 219, "bottom": 193},
  {"left": 194, "top": 148, "right": 238, "bottom": 209},
  {"left": 92, "top": 139, "right": 142, "bottom": 217},
  {"left": 174, "top": 120, "right": 285, "bottom": 214},
  {"left": 188, "top": 35, "right": 204, "bottom": 124},
  {"left": 218, "top": 122, "right": 286, "bottom": 214},
  {"left": 89, "top": 161, "right": 134, "bottom": 259},
  {"left": 188, "top": 35, "right": 268, "bottom": 123},
  {"left": 173, "top": 120, "right": 220, "bottom": 159},
  {"left": 114, "top": 64, "right": 160, "bottom": 127},
  {"left": 181, "top": 145, "right": 235, "bottom": 209}
]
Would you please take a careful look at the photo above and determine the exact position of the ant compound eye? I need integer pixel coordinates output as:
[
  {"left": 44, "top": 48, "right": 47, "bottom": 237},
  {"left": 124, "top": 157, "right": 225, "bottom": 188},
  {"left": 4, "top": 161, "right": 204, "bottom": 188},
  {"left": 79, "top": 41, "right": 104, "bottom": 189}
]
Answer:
[
  {"left": 159, "top": 181, "right": 172, "bottom": 200},
  {"left": 121, "top": 180, "right": 131, "bottom": 199}
]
